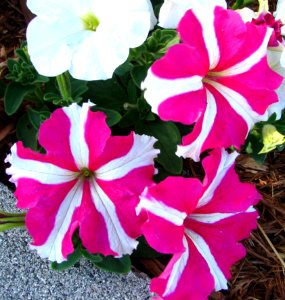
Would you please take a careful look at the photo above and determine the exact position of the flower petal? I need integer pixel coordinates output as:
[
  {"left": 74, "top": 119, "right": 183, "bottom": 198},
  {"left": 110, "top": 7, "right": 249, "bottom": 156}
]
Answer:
[{"left": 96, "top": 134, "right": 159, "bottom": 181}]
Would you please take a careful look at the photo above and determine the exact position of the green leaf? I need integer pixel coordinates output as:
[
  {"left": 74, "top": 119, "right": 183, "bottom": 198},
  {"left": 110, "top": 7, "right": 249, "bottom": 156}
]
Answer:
[
  {"left": 91, "top": 106, "right": 122, "bottom": 127},
  {"left": 16, "top": 114, "right": 38, "bottom": 150},
  {"left": 27, "top": 107, "right": 50, "bottom": 130},
  {"left": 51, "top": 247, "right": 82, "bottom": 271},
  {"left": 131, "top": 65, "right": 148, "bottom": 88},
  {"left": 119, "top": 109, "right": 140, "bottom": 128},
  {"left": 135, "top": 119, "right": 182, "bottom": 174},
  {"left": 4, "top": 82, "right": 35, "bottom": 115},
  {"left": 85, "top": 79, "right": 127, "bottom": 111},
  {"left": 93, "top": 255, "right": 131, "bottom": 274},
  {"left": 80, "top": 249, "right": 103, "bottom": 263}
]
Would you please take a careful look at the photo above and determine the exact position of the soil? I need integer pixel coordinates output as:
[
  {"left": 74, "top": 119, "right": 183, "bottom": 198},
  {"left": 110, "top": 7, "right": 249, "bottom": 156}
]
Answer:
[{"left": 0, "top": 1, "right": 284, "bottom": 299}]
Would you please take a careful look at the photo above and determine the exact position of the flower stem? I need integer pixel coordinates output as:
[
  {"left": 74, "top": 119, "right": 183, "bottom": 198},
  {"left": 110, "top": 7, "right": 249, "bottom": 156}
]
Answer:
[{"left": 56, "top": 72, "right": 73, "bottom": 104}]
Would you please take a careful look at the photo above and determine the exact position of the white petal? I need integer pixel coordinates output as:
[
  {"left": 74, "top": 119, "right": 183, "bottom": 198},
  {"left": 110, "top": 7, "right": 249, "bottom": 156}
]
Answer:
[
  {"left": 236, "top": 7, "right": 256, "bottom": 23},
  {"left": 62, "top": 103, "right": 90, "bottom": 169},
  {"left": 27, "top": 16, "right": 86, "bottom": 77},
  {"left": 96, "top": 134, "right": 159, "bottom": 180},
  {"left": 163, "top": 237, "right": 189, "bottom": 297},
  {"left": 274, "top": 0, "right": 285, "bottom": 24},
  {"left": 137, "top": 194, "right": 187, "bottom": 226},
  {"left": 142, "top": 69, "right": 203, "bottom": 115},
  {"left": 190, "top": 207, "right": 255, "bottom": 223},
  {"left": 5, "top": 144, "right": 76, "bottom": 185}
]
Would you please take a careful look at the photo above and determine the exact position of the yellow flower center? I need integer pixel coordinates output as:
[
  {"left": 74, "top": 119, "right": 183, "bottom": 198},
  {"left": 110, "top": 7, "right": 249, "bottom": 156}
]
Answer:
[
  {"left": 80, "top": 167, "right": 93, "bottom": 178},
  {"left": 81, "top": 12, "right": 100, "bottom": 31}
]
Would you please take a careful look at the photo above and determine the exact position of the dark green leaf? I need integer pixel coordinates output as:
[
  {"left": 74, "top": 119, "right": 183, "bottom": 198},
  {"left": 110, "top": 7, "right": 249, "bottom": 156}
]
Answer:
[
  {"left": 4, "top": 82, "right": 35, "bottom": 115},
  {"left": 135, "top": 119, "right": 182, "bottom": 174},
  {"left": 51, "top": 247, "right": 82, "bottom": 271},
  {"left": 27, "top": 107, "right": 50, "bottom": 130},
  {"left": 115, "top": 61, "right": 132, "bottom": 76},
  {"left": 16, "top": 114, "right": 38, "bottom": 150},
  {"left": 85, "top": 79, "right": 127, "bottom": 111},
  {"left": 131, "top": 66, "right": 148, "bottom": 88},
  {"left": 119, "top": 109, "right": 140, "bottom": 128},
  {"left": 80, "top": 249, "right": 103, "bottom": 263},
  {"left": 93, "top": 255, "right": 131, "bottom": 274},
  {"left": 91, "top": 106, "right": 122, "bottom": 127}
]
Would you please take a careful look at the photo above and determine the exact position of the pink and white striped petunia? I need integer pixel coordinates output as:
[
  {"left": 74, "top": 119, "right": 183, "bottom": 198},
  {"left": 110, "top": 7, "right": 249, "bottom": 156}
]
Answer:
[
  {"left": 142, "top": 6, "right": 282, "bottom": 161},
  {"left": 137, "top": 149, "right": 260, "bottom": 300},
  {"left": 5, "top": 103, "right": 159, "bottom": 263}
]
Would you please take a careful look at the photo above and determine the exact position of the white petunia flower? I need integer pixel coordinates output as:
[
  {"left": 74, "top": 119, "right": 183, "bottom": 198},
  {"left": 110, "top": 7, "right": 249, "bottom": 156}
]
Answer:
[
  {"left": 26, "top": 0, "right": 156, "bottom": 80},
  {"left": 158, "top": 0, "right": 227, "bottom": 29}
]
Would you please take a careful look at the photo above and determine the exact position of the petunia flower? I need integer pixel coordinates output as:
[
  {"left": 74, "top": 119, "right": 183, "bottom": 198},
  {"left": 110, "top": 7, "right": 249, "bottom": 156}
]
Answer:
[
  {"left": 5, "top": 103, "right": 159, "bottom": 263},
  {"left": 158, "top": 0, "right": 227, "bottom": 29},
  {"left": 137, "top": 149, "right": 261, "bottom": 300},
  {"left": 259, "top": 124, "right": 285, "bottom": 153},
  {"left": 26, "top": 0, "right": 156, "bottom": 80},
  {"left": 142, "top": 6, "right": 282, "bottom": 161},
  {"left": 237, "top": 0, "right": 285, "bottom": 119}
]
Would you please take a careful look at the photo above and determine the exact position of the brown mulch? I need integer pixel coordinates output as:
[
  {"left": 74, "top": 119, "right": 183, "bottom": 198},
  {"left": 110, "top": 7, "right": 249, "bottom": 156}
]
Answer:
[{"left": 0, "top": 0, "right": 285, "bottom": 299}]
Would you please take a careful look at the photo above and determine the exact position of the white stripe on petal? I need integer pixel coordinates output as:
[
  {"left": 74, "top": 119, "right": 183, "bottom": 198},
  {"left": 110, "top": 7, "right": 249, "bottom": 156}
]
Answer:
[
  {"left": 137, "top": 195, "right": 187, "bottom": 226},
  {"left": 30, "top": 179, "right": 83, "bottom": 263},
  {"left": 210, "top": 27, "right": 272, "bottom": 76},
  {"left": 142, "top": 70, "right": 203, "bottom": 115},
  {"left": 176, "top": 89, "right": 217, "bottom": 161},
  {"left": 96, "top": 134, "right": 159, "bottom": 181},
  {"left": 62, "top": 103, "right": 90, "bottom": 169},
  {"left": 205, "top": 79, "right": 268, "bottom": 129},
  {"left": 189, "top": 206, "right": 256, "bottom": 223},
  {"left": 5, "top": 144, "right": 76, "bottom": 185},
  {"left": 163, "top": 237, "right": 189, "bottom": 297},
  {"left": 197, "top": 149, "right": 238, "bottom": 208},
  {"left": 185, "top": 229, "right": 228, "bottom": 291},
  {"left": 90, "top": 180, "right": 138, "bottom": 256},
  {"left": 192, "top": 5, "right": 220, "bottom": 69}
]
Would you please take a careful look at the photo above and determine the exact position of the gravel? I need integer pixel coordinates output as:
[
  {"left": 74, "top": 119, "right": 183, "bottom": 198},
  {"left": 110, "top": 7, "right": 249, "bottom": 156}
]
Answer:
[{"left": 0, "top": 183, "right": 151, "bottom": 300}]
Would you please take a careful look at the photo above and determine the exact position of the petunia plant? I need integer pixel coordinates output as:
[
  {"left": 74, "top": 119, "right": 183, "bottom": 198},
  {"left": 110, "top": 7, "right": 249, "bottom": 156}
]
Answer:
[{"left": 1, "top": 0, "right": 285, "bottom": 299}]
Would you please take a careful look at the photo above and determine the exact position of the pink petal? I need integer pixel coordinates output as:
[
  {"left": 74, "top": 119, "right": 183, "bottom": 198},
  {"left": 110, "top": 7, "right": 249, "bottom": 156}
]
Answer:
[
  {"left": 178, "top": 9, "right": 209, "bottom": 68},
  {"left": 151, "top": 237, "right": 215, "bottom": 300},
  {"left": 157, "top": 88, "right": 207, "bottom": 124},
  {"left": 84, "top": 109, "right": 111, "bottom": 170},
  {"left": 185, "top": 210, "right": 258, "bottom": 281},
  {"left": 138, "top": 177, "right": 203, "bottom": 254},
  {"left": 215, "top": 57, "right": 282, "bottom": 114},
  {"left": 38, "top": 108, "right": 78, "bottom": 171},
  {"left": 152, "top": 44, "right": 209, "bottom": 79}
]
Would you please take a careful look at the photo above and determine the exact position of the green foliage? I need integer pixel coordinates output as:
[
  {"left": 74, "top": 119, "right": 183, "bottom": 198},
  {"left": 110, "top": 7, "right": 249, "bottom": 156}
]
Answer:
[
  {"left": 4, "top": 82, "right": 35, "bottom": 115},
  {"left": 92, "top": 255, "right": 131, "bottom": 274},
  {"left": 51, "top": 247, "right": 82, "bottom": 271},
  {"left": 245, "top": 112, "right": 285, "bottom": 162},
  {"left": 130, "top": 29, "right": 179, "bottom": 66},
  {"left": 231, "top": 0, "right": 254, "bottom": 10},
  {"left": 6, "top": 44, "right": 48, "bottom": 85},
  {"left": 16, "top": 114, "right": 38, "bottom": 150}
]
